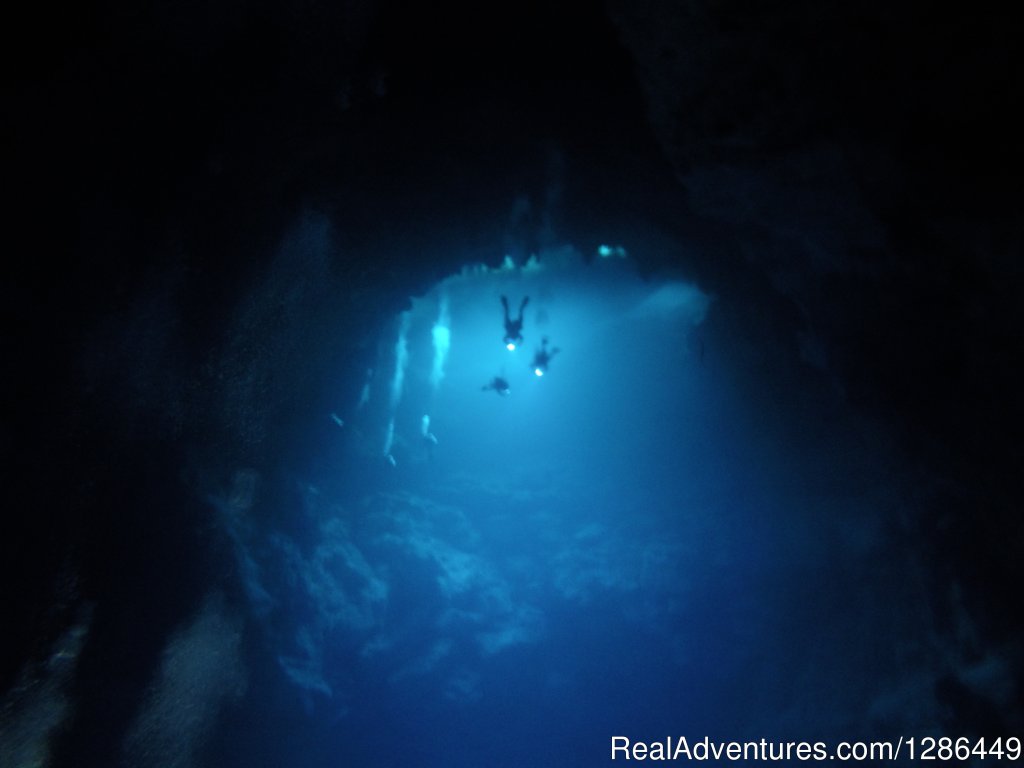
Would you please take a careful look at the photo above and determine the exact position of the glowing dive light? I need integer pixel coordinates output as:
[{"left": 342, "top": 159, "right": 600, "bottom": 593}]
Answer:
[
  {"left": 506, "top": 342, "right": 516, "bottom": 351},
  {"left": 534, "top": 367, "right": 544, "bottom": 377}
]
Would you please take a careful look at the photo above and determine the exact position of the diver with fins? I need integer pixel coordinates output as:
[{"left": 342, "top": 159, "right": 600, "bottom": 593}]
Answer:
[{"left": 501, "top": 295, "right": 529, "bottom": 350}]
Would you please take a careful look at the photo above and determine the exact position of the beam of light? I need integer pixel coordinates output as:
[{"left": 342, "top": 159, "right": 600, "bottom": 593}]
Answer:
[
  {"left": 357, "top": 369, "right": 372, "bottom": 410},
  {"left": 389, "top": 313, "right": 410, "bottom": 412},
  {"left": 383, "top": 419, "right": 396, "bottom": 465},
  {"left": 383, "top": 313, "right": 409, "bottom": 463},
  {"left": 430, "top": 295, "right": 451, "bottom": 391}
]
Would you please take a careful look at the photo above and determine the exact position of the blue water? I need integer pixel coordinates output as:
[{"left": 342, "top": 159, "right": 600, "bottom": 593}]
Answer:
[{"left": 188, "top": 247, "right": 930, "bottom": 767}]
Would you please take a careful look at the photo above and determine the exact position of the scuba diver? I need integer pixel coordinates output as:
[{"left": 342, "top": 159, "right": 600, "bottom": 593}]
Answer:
[
  {"left": 482, "top": 376, "right": 511, "bottom": 396},
  {"left": 501, "top": 295, "right": 529, "bottom": 350},
  {"left": 531, "top": 337, "right": 559, "bottom": 377}
]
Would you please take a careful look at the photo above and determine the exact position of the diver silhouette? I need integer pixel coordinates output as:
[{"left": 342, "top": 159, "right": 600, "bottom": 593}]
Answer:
[
  {"left": 482, "top": 376, "right": 511, "bottom": 396},
  {"left": 531, "top": 337, "right": 559, "bottom": 376},
  {"left": 501, "top": 295, "right": 529, "bottom": 350}
]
